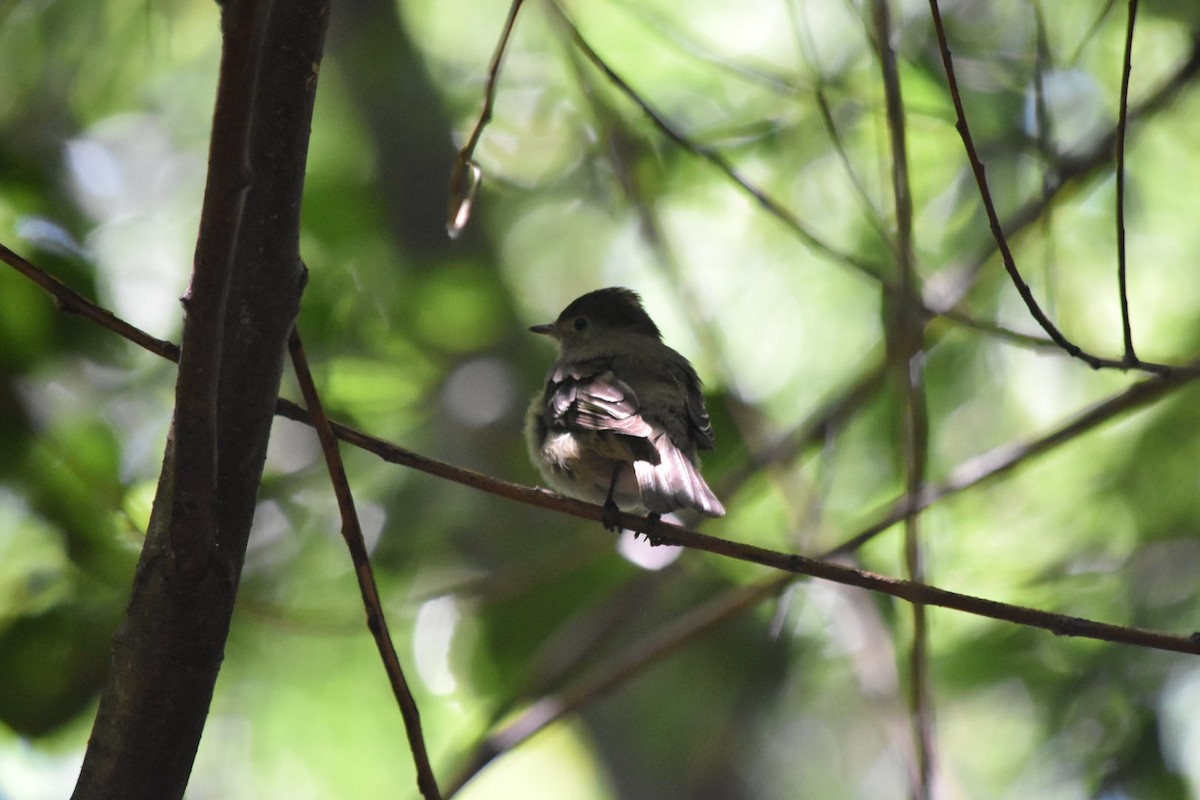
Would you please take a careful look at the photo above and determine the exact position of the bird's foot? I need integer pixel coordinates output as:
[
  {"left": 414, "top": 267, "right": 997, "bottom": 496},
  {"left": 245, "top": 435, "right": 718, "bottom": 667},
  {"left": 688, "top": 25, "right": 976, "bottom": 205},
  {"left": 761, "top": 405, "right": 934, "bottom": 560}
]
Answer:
[
  {"left": 601, "top": 499, "right": 622, "bottom": 532},
  {"left": 640, "top": 513, "right": 679, "bottom": 547}
]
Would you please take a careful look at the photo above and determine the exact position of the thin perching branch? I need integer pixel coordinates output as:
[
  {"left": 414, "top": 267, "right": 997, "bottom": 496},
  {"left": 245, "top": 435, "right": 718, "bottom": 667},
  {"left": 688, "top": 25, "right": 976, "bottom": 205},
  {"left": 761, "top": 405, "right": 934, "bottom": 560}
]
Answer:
[
  {"left": 288, "top": 328, "right": 442, "bottom": 800},
  {"left": 7, "top": 244, "right": 1200, "bottom": 656},
  {"left": 0, "top": 242, "right": 181, "bottom": 362}
]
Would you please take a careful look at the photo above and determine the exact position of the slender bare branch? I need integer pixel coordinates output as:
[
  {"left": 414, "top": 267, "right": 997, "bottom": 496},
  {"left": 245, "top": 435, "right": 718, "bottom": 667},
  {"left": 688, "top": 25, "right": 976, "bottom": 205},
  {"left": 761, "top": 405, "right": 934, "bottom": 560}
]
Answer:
[
  {"left": 871, "top": 0, "right": 935, "bottom": 794},
  {"left": 288, "top": 329, "right": 442, "bottom": 800},
  {"left": 0, "top": 242, "right": 181, "bottom": 362},
  {"left": 447, "top": 0, "right": 527, "bottom": 237},
  {"left": 791, "top": 0, "right": 899, "bottom": 259},
  {"left": 1116, "top": 0, "right": 1140, "bottom": 364},
  {"left": 829, "top": 365, "right": 1200, "bottom": 556},
  {"left": 926, "top": 0, "right": 1096, "bottom": 366},
  {"left": 443, "top": 577, "right": 787, "bottom": 797},
  {"left": 925, "top": 0, "right": 1173, "bottom": 377},
  {"left": 548, "top": 0, "right": 889, "bottom": 283}
]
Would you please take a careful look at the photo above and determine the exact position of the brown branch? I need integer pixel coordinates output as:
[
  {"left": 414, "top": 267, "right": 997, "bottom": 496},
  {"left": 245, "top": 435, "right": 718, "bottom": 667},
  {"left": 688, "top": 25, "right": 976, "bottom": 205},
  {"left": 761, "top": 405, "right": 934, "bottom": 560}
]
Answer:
[
  {"left": 560, "top": 0, "right": 1200, "bottom": 381},
  {"left": 872, "top": 0, "right": 935, "bottom": 794},
  {"left": 288, "top": 329, "right": 442, "bottom": 800},
  {"left": 269, "top": 399, "right": 1200, "bottom": 656},
  {"left": 1116, "top": 0, "right": 1139, "bottom": 364},
  {"left": 447, "top": 0, "right": 527, "bottom": 237},
  {"left": 925, "top": 0, "right": 1184, "bottom": 378},
  {"left": 10, "top": 238, "right": 1200, "bottom": 659},
  {"left": 812, "top": 84, "right": 898, "bottom": 260},
  {"left": 927, "top": 0, "right": 1089, "bottom": 367},
  {"left": 5, "top": 236, "right": 1200, "bottom": 800},
  {"left": 1066, "top": 0, "right": 1121, "bottom": 67},
  {"left": 0, "top": 242, "right": 181, "bottom": 362},
  {"left": 168, "top": 0, "right": 266, "bottom": 581},
  {"left": 829, "top": 365, "right": 1200, "bottom": 556},
  {"left": 6, "top": 244, "right": 1200, "bottom": 666},
  {"left": 927, "top": 28, "right": 1200, "bottom": 370},
  {"left": 548, "top": 0, "right": 889, "bottom": 284},
  {"left": 71, "top": 0, "right": 330, "bottom": 796},
  {"left": 443, "top": 577, "right": 787, "bottom": 797},
  {"left": 929, "top": 28, "right": 1200, "bottom": 369}
]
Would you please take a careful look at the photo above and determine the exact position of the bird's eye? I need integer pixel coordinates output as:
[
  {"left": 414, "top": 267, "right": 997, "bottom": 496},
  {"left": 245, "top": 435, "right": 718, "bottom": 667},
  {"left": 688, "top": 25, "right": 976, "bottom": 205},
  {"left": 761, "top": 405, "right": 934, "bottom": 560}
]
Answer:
[{"left": 573, "top": 317, "right": 588, "bottom": 332}]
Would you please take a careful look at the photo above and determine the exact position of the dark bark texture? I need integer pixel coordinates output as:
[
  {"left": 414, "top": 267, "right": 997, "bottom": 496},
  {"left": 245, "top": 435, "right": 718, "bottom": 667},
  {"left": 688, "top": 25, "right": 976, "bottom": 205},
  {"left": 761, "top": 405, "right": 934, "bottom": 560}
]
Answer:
[{"left": 72, "top": 1, "right": 330, "bottom": 797}]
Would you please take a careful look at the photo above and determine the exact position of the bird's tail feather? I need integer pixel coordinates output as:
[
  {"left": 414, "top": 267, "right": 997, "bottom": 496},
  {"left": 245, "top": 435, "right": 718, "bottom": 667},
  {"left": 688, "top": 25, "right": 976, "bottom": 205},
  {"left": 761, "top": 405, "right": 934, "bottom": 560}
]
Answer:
[{"left": 634, "top": 435, "right": 725, "bottom": 517}]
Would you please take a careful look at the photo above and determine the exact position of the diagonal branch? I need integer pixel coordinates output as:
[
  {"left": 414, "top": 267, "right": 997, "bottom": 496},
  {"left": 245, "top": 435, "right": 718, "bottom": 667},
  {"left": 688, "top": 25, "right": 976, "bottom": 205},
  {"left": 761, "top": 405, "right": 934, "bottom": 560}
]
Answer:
[
  {"left": 6, "top": 245, "right": 1200, "bottom": 661},
  {"left": 829, "top": 365, "right": 1199, "bottom": 556},
  {"left": 0, "top": 242, "right": 181, "bottom": 362},
  {"left": 926, "top": 0, "right": 1169, "bottom": 377},
  {"left": 548, "top": 0, "right": 889, "bottom": 283},
  {"left": 288, "top": 328, "right": 442, "bottom": 800},
  {"left": 443, "top": 577, "right": 786, "bottom": 797},
  {"left": 926, "top": 0, "right": 1091, "bottom": 367}
]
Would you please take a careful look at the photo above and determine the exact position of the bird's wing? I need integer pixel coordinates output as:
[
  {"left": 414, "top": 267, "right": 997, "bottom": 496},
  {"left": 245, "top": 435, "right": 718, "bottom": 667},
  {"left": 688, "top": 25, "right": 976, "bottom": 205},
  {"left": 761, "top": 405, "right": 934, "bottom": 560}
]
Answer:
[
  {"left": 546, "top": 361, "right": 656, "bottom": 440},
  {"left": 681, "top": 367, "right": 716, "bottom": 451},
  {"left": 546, "top": 360, "right": 724, "bottom": 517}
]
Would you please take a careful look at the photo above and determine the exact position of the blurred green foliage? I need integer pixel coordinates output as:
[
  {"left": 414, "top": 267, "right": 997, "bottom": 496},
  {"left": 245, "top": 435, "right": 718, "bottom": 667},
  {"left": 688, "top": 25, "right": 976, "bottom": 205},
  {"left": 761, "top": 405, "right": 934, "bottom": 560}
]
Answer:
[{"left": 4, "top": 0, "right": 1200, "bottom": 798}]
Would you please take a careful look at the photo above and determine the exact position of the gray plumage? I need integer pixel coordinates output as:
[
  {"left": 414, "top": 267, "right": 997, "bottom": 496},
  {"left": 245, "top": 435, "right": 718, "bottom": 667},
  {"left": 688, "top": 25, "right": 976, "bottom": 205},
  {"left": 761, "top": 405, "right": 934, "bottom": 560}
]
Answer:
[{"left": 525, "top": 288, "right": 725, "bottom": 525}]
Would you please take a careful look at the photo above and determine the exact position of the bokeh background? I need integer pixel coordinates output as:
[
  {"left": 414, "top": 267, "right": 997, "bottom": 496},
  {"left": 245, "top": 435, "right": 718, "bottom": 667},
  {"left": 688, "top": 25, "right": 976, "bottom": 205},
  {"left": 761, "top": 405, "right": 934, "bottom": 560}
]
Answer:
[{"left": 5, "top": 0, "right": 1200, "bottom": 797}]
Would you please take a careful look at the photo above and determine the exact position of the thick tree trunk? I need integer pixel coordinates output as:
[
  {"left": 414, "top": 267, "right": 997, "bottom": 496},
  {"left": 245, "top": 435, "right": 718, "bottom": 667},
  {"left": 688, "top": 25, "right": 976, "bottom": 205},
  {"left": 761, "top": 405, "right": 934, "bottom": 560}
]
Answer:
[{"left": 72, "top": 2, "right": 330, "bottom": 797}]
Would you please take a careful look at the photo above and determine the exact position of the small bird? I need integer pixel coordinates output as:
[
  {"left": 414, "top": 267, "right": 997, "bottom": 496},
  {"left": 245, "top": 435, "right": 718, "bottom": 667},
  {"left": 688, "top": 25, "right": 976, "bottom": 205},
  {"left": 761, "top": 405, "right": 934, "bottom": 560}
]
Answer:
[{"left": 525, "top": 287, "right": 725, "bottom": 530}]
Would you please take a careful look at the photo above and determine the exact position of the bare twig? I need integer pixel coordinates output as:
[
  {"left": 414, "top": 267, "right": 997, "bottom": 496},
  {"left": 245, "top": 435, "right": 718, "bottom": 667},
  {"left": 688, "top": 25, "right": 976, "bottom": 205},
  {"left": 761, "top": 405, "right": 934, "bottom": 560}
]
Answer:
[
  {"left": 562, "top": 0, "right": 1200, "bottom": 380},
  {"left": 287, "top": 328, "right": 442, "bottom": 800},
  {"left": 1066, "top": 0, "right": 1121, "bottom": 68},
  {"left": 791, "top": 0, "right": 900, "bottom": 261},
  {"left": 812, "top": 84, "right": 898, "bottom": 260},
  {"left": 443, "top": 577, "right": 787, "bottom": 797},
  {"left": 929, "top": 30, "right": 1200, "bottom": 371},
  {"left": 1116, "top": 0, "right": 1140, "bottom": 364},
  {"left": 1031, "top": 0, "right": 1060, "bottom": 315},
  {"left": 0, "top": 242, "right": 181, "bottom": 362},
  {"left": 447, "top": 0, "right": 527, "bottom": 237},
  {"left": 549, "top": 0, "right": 889, "bottom": 283},
  {"left": 926, "top": 0, "right": 1168, "bottom": 377},
  {"left": 271, "top": 399, "right": 1200, "bottom": 658},
  {"left": 829, "top": 365, "right": 1200, "bottom": 555},
  {"left": 926, "top": 0, "right": 1092, "bottom": 366},
  {"left": 871, "top": 0, "right": 934, "bottom": 794}
]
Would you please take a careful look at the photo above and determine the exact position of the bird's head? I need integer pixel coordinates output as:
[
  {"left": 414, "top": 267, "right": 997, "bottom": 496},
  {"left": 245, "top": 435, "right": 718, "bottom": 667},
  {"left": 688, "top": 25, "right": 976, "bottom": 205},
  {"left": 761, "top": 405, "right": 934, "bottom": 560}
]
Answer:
[{"left": 529, "top": 287, "right": 662, "bottom": 352}]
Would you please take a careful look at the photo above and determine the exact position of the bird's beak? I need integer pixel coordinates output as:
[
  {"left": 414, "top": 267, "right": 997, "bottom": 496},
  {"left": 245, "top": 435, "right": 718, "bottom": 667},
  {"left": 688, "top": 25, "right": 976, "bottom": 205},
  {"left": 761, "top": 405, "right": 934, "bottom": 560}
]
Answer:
[{"left": 528, "top": 323, "right": 555, "bottom": 336}]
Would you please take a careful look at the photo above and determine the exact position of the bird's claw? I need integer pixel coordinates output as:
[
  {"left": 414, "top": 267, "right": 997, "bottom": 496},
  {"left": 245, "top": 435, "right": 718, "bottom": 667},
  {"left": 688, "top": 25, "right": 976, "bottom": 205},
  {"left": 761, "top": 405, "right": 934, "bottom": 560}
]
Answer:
[
  {"left": 601, "top": 500, "right": 622, "bottom": 532},
  {"left": 637, "top": 513, "right": 678, "bottom": 546}
]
